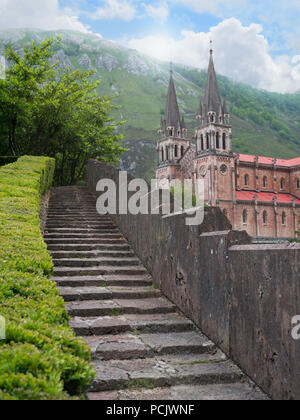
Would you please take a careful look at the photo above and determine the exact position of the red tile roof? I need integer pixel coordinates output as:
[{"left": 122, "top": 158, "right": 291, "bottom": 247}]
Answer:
[
  {"left": 236, "top": 190, "right": 300, "bottom": 204},
  {"left": 237, "top": 154, "right": 300, "bottom": 168}
]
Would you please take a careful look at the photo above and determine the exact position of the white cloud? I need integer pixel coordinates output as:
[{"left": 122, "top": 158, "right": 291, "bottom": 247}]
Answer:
[
  {"left": 0, "top": 0, "right": 90, "bottom": 32},
  {"left": 91, "top": 0, "right": 137, "bottom": 22},
  {"left": 143, "top": 2, "right": 169, "bottom": 23},
  {"left": 127, "top": 17, "right": 300, "bottom": 93}
]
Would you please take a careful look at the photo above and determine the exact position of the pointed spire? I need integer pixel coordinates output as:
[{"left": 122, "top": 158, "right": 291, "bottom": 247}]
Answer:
[
  {"left": 165, "top": 65, "right": 181, "bottom": 130},
  {"left": 204, "top": 42, "right": 222, "bottom": 116}
]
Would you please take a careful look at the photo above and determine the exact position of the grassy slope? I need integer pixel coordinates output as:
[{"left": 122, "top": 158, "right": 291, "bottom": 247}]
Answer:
[{"left": 1, "top": 29, "right": 300, "bottom": 180}]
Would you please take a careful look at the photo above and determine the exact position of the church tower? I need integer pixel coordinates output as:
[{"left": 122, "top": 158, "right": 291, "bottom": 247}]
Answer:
[
  {"left": 194, "top": 44, "right": 236, "bottom": 212},
  {"left": 156, "top": 66, "right": 190, "bottom": 187}
]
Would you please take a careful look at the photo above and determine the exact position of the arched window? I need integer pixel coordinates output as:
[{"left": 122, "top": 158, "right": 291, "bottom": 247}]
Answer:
[
  {"left": 263, "top": 176, "right": 267, "bottom": 188},
  {"left": 280, "top": 178, "right": 285, "bottom": 190},
  {"left": 174, "top": 145, "right": 178, "bottom": 158},
  {"left": 201, "top": 135, "right": 204, "bottom": 151},
  {"left": 168, "top": 129, "right": 173, "bottom": 137},
  {"left": 181, "top": 146, "right": 184, "bottom": 157},
  {"left": 223, "top": 133, "right": 226, "bottom": 150},
  {"left": 282, "top": 212, "right": 286, "bottom": 226},
  {"left": 244, "top": 174, "right": 249, "bottom": 186},
  {"left": 161, "top": 148, "right": 164, "bottom": 162},
  {"left": 263, "top": 211, "right": 267, "bottom": 225},
  {"left": 216, "top": 132, "right": 220, "bottom": 149},
  {"left": 206, "top": 133, "right": 210, "bottom": 149},
  {"left": 296, "top": 178, "right": 300, "bottom": 189},
  {"left": 242, "top": 210, "right": 247, "bottom": 225},
  {"left": 166, "top": 147, "right": 169, "bottom": 161},
  {"left": 210, "top": 114, "right": 214, "bottom": 123}
]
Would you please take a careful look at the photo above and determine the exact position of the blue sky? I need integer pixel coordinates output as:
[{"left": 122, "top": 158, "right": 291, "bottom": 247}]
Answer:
[{"left": 1, "top": 0, "right": 300, "bottom": 92}]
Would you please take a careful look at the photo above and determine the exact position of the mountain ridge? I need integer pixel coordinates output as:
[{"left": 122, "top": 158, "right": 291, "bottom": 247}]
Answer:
[{"left": 1, "top": 28, "right": 300, "bottom": 179}]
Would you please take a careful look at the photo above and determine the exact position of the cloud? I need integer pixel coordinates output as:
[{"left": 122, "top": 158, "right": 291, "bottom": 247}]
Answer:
[
  {"left": 0, "top": 0, "right": 89, "bottom": 32},
  {"left": 127, "top": 17, "right": 300, "bottom": 93},
  {"left": 90, "top": 0, "right": 137, "bottom": 22},
  {"left": 170, "top": 0, "right": 248, "bottom": 17},
  {"left": 143, "top": 2, "right": 169, "bottom": 23}
]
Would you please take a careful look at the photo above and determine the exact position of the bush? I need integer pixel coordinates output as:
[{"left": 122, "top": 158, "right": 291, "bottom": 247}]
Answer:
[{"left": 0, "top": 156, "right": 95, "bottom": 400}]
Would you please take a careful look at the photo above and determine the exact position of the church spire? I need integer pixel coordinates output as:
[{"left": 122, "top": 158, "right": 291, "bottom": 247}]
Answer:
[
  {"left": 195, "top": 44, "right": 232, "bottom": 156},
  {"left": 159, "top": 64, "right": 186, "bottom": 138},
  {"left": 203, "top": 42, "right": 222, "bottom": 118},
  {"left": 165, "top": 65, "right": 181, "bottom": 131}
]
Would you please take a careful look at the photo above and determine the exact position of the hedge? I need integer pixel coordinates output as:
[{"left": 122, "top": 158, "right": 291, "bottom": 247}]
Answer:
[
  {"left": 0, "top": 157, "right": 18, "bottom": 167},
  {"left": 0, "top": 156, "right": 95, "bottom": 400}
]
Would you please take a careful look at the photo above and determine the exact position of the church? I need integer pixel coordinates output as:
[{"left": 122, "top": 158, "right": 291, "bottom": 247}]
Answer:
[{"left": 156, "top": 47, "right": 300, "bottom": 239}]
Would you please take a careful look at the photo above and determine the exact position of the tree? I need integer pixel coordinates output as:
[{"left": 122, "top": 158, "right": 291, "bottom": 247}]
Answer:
[
  {"left": 0, "top": 39, "right": 55, "bottom": 156},
  {"left": 0, "top": 38, "right": 125, "bottom": 185}
]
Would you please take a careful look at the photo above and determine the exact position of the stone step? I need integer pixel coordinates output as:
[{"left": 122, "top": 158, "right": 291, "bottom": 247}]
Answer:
[
  {"left": 45, "top": 238, "right": 126, "bottom": 244},
  {"left": 51, "top": 250, "right": 135, "bottom": 259},
  {"left": 84, "top": 331, "right": 217, "bottom": 361},
  {"left": 47, "top": 213, "right": 101, "bottom": 217},
  {"left": 53, "top": 274, "right": 153, "bottom": 288},
  {"left": 46, "top": 219, "right": 112, "bottom": 224},
  {"left": 46, "top": 223, "right": 115, "bottom": 229},
  {"left": 45, "top": 233, "right": 123, "bottom": 240},
  {"left": 45, "top": 228, "right": 119, "bottom": 233},
  {"left": 45, "top": 230, "right": 120, "bottom": 236},
  {"left": 66, "top": 297, "right": 177, "bottom": 317},
  {"left": 46, "top": 219, "right": 114, "bottom": 223},
  {"left": 89, "top": 358, "right": 244, "bottom": 392},
  {"left": 88, "top": 382, "right": 268, "bottom": 401},
  {"left": 48, "top": 205, "right": 96, "bottom": 208},
  {"left": 47, "top": 213, "right": 108, "bottom": 217},
  {"left": 47, "top": 215, "right": 111, "bottom": 219},
  {"left": 70, "top": 313, "right": 196, "bottom": 336},
  {"left": 59, "top": 286, "right": 161, "bottom": 301},
  {"left": 52, "top": 258, "right": 141, "bottom": 268},
  {"left": 47, "top": 244, "right": 131, "bottom": 252},
  {"left": 48, "top": 208, "right": 98, "bottom": 212},
  {"left": 53, "top": 266, "right": 147, "bottom": 277}
]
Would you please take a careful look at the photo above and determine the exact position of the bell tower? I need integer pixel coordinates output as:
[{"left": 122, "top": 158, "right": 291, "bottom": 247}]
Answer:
[
  {"left": 156, "top": 65, "right": 190, "bottom": 187},
  {"left": 194, "top": 44, "right": 235, "bottom": 212}
]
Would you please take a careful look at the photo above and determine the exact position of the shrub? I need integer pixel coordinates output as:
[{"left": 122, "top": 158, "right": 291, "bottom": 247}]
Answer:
[{"left": 0, "top": 156, "right": 95, "bottom": 400}]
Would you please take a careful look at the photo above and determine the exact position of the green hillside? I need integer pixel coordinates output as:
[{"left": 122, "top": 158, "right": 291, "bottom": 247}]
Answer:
[{"left": 1, "top": 29, "right": 300, "bottom": 180}]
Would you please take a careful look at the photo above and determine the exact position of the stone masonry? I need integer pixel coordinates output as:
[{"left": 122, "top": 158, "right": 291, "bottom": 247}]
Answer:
[{"left": 45, "top": 186, "right": 267, "bottom": 400}]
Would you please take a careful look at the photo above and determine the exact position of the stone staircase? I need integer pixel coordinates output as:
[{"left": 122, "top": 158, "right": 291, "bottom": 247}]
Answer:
[{"left": 45, "top": 186, "right": 267, "bottom": 400}]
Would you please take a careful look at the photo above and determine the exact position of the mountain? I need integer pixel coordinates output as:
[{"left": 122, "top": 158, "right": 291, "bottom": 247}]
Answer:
[{"left": 1, "top": 28, "right": 300, "bottom": 180}]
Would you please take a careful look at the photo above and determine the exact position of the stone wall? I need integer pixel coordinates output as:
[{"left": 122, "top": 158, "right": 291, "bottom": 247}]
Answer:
[{"left": 86, "top": 159, "right": 300, "bottom": 400}]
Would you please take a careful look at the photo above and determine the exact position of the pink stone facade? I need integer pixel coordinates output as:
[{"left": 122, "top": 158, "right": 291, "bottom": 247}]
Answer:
[{"left": 156, "top": 53, "right": 300, "bottom": 239}]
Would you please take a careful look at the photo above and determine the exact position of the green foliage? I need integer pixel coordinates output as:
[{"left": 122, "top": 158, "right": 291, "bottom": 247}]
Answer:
[
  {"left": 0, "top": 37, "right": 126, "bottom": 185},
  {"left": 0, "top": 156, "right": 95, "bottom": 400}
]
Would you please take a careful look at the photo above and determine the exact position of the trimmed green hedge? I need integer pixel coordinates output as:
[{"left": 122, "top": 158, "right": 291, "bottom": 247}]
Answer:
[
  {"left": 0, "top": 157, "right": 18, "bottom": 167},
  {"left": 0, "top": 156, "right": 95, "bottom": 400}
]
